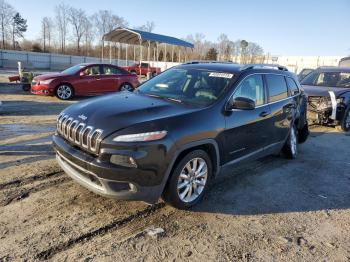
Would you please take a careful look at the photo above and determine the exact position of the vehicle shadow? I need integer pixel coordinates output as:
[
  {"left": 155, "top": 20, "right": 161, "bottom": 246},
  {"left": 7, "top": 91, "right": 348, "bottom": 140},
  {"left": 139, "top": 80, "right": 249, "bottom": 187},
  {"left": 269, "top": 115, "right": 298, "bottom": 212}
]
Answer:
[{"left": 192, "top": 130, "right": 350, "bottom": 215}]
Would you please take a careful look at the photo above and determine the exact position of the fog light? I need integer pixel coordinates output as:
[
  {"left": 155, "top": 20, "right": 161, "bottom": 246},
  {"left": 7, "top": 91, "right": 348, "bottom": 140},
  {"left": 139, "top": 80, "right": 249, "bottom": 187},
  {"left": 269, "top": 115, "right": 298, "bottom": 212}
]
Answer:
[{"left": 110, "top": 155, "right": 137, "bottom": 168}]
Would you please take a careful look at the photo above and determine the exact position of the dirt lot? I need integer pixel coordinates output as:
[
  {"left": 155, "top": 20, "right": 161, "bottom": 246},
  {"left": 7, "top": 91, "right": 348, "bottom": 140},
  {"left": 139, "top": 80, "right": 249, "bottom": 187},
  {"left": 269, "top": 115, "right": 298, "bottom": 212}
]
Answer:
[{"left": 0, "top": 84, "right": 350, "bottom": 261}]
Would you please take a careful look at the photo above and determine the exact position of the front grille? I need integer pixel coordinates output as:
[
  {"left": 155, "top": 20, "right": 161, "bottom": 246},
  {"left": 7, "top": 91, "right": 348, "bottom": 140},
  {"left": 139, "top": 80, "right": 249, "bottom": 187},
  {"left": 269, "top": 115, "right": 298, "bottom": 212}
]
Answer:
[{"left": 57, "top": 113, "right": 103, "bottom": 154}]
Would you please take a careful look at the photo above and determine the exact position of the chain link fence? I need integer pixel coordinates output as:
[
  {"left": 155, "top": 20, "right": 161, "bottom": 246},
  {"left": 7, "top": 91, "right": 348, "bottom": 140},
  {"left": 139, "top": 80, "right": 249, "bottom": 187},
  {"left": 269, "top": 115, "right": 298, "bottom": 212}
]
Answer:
[{"left": 0, "top": 49, "right": 135, "bottom": 71}]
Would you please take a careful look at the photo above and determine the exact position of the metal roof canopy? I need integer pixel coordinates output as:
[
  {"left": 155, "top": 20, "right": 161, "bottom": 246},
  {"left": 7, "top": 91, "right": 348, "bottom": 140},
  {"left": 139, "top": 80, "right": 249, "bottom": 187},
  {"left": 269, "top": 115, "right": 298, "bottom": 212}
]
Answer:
[
  {"left": 102, "top": 27, "right": 194, "bottom": 76},
  {"left": 103, "top": 27, "right": 194, "bottom": 48}
]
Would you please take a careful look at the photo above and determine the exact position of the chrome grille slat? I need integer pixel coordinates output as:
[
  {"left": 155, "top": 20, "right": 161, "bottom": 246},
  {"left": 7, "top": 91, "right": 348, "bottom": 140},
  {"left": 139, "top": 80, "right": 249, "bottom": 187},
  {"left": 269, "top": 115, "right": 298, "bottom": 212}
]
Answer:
[
  {"left": 81, "top": 126, "right": 93, "bottom": 148},
  {"left": 68, "top": 120, "right": 78, "bottom": 141},
  {"left": 56, "top": 114, "right": 103, "bottom": 154}
]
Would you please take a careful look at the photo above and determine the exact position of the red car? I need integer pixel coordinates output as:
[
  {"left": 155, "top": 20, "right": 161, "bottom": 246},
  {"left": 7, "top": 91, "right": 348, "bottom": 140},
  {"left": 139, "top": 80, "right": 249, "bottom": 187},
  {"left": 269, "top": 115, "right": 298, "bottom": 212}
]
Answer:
[{"left": 31, "top": 63, "right": 140, "bottom": 100}]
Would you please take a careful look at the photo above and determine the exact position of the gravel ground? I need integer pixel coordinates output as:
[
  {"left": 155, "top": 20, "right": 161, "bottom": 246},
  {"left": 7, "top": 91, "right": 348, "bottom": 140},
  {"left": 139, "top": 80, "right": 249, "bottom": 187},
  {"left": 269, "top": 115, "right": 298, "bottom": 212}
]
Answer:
[{"left": 0, "top": 84, "right": 350, "bottom": 261}]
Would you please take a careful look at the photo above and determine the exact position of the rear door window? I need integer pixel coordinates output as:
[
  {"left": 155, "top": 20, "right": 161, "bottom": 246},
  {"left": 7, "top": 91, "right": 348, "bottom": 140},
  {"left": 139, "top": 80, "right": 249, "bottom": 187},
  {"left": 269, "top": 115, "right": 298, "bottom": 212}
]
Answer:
[
  {"left": 286, "top": 77, "right": 300, "bottom": 96},
  {"left": 265, "top": 74, "right": 288, "bottom": 102}
]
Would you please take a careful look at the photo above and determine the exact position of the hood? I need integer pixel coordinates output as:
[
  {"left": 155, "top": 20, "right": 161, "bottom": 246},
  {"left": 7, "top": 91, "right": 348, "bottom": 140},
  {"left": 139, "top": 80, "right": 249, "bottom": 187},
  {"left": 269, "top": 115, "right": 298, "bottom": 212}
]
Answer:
[
  {"left": 302, "top": 85, "right": 350, "bottom": 97},
  {"left": 34, "top": 72, "right": 65, "bottom": 81},
  {"left": 61, "top": 92, "right": 199, "bottom": 138}
]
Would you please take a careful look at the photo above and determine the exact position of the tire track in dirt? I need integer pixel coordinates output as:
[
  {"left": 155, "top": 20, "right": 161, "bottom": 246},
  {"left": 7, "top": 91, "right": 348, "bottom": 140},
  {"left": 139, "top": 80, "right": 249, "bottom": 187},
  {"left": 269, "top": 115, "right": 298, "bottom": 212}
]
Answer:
[
  {"left": 0, "top": 155, "right": 54, "bottom": 169},
  {"left": 0, "top": 170, "right": 64, "bottom": 190},
  {"left": 35, "top": 202, "right": 166, "bottom": 260},
  {"left": 1, "top": 175, "right": 70, "bottom": 206}
]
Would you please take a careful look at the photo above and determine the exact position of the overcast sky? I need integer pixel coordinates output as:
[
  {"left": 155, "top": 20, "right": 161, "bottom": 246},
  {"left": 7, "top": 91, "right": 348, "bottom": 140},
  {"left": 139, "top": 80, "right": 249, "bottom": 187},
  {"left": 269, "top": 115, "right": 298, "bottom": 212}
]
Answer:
[{"left": 8, "top": 0, "right": 350, "bottom": 56}]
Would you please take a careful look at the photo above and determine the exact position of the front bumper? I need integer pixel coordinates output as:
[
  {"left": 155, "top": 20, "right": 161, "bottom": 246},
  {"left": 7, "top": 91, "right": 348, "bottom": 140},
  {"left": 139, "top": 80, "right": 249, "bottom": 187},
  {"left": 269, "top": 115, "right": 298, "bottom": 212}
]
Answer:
[
  {"left": 31, "top": 84, "right": 53, "bottom": 96},
  {"left": 52, "top": 134, "right": 169, "bottom": 203}
]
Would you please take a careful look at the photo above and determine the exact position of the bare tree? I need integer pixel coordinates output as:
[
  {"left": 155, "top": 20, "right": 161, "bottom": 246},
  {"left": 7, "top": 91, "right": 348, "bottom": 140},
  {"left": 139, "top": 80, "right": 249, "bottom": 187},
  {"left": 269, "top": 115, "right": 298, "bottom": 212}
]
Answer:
[
  {"left": 135, "top": 21, "right": 155, "bottom": 32},
  {"left": 41, "top": 17, "right": 54, "bottom": 52},
  {"left": 55, "top": 3, "right": 69, "bottom": 53},
  {"left": 217, "top": 34, "right": 229, "bottom": 60},
  {"left": 93, "top": 10, "right": 128, "bottom": 57},
  {"left": 93, "top": 10, "right": 128, "bottom": 38},
  {"left": 82, "top": 16, "right": 94, "bottom": 56},
  {"left": 68, "top": 7, "right": 87, "bottom": 54},
  {"left": 246, "top": 42, "right": 264, "bottom": 63},
  {"left": 0, "top": 0, "right": 14, "bottom": 49}
]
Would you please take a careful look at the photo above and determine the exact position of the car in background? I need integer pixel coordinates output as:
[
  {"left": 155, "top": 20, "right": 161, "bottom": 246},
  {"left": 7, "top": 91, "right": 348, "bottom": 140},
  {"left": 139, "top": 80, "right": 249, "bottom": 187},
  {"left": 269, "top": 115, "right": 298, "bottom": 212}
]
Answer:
[
  {"left": 301, "top": 67, "right": 350, "bottom": 131},
  {"left": 339, "top": 57, "right": 350, "bottom": 67},
  {"left": 31, "top": 63, "right": 139, "bottom": 100},
  {"left": 123, "top": 62, "right": 161, "bottom": 77},
  {"left": 53, "top": 63, "right": 308, "bottom": 208},
  {"left": 297, "top": 68, "right": 314, "bottom": 81}
]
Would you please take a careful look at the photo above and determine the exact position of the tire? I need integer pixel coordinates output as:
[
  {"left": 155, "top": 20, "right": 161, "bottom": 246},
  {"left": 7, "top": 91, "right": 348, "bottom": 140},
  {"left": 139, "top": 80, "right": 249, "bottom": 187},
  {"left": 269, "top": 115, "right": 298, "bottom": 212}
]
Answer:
[
  {"left": 120, "top": 83, "right": 134, "bottom": 92},
  {"left": 152, "top": 72, "right": 157, "bottom": 77},
  {"left": 282, "top": 125, "right": 298, "bottom": 159},
  {"left": 339, "top": 106, "right": 350, "bottom": 132},
  {"left": 22, "top": 84, "right": 30, "bottom": 91},
  {"left": 162, "top": 150, "right": 212, "bottom": 209},
  {"left": 298, "top": 123, "right": 309, "bottom": 144},
  {"left": 131, "top": 70, "right": 137, "bottom": 75},
  {"left": 55, "top": 84, "right": 74, "bottom": 100}
]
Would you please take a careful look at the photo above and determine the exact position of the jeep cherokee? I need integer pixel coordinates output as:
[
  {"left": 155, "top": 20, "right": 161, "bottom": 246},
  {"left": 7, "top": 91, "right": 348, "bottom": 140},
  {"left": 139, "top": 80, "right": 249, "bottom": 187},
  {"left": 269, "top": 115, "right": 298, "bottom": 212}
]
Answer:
[{"left": 53, "top": 63, "right": 309, "bottom": 208}]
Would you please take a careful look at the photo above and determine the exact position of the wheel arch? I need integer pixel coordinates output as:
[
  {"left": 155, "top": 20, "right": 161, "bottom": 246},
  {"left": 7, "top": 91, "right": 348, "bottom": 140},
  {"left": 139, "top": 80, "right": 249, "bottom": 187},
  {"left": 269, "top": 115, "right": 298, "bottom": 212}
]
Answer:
[{"left": 166, "top": 139, "right": 220, "bottom": 184}]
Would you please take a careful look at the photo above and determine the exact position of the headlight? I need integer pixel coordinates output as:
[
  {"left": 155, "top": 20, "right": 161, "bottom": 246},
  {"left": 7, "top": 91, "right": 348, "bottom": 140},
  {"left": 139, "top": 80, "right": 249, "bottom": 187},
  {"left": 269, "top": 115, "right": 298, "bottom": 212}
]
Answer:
[
  {"left": 113, "top": 130, "right": 167, "bottom": 142},
  {"left": 40, "top": 79, "right": 53, "bottom": 85}
]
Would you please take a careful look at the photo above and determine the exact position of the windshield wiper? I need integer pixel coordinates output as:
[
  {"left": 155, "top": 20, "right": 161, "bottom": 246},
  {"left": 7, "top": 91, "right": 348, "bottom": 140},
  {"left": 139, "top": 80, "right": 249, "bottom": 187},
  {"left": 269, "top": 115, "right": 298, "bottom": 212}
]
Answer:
[{"left": 142, "top": 93, "right": 183, "bottom": 104}]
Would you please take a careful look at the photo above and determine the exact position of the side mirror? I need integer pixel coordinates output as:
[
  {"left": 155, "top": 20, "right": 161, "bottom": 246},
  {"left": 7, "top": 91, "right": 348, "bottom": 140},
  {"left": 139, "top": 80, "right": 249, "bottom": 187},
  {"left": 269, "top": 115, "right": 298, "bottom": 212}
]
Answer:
[{"left": 226, "top": 97, "right": 255, "bottom": 110}]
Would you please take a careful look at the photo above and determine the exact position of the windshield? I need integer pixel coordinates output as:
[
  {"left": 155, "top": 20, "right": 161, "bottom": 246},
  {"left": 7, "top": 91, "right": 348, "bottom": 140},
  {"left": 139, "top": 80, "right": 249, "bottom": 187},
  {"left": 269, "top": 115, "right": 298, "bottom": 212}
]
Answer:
[
  {"left": 61, "top": 64, "right": 86, "bottom": 75},
  {"left": 137, "top": 68, "right": 233, "bottom": 106},
  {"left": 301, "top": 71, "right": 350, "bottom": 88}
]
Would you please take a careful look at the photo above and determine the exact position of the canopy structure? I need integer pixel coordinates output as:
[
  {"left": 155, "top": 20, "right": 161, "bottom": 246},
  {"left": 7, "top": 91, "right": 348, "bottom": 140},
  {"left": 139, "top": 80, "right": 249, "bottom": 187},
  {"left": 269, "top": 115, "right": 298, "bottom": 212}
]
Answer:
[
  {"left": 102, "top": 27, "right": 194, "bottom": 73},
  {"left": 103, "top": 27, "right": 194, "bottom": 48}
]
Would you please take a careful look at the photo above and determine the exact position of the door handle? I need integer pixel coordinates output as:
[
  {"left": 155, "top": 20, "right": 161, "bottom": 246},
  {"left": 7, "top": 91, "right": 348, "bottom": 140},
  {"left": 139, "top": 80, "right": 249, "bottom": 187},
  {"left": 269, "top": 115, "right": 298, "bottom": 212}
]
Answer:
[
  {"left": 96, "top": 78, "right": 101, "bottom": 81},
  {"left": 259, "top": 111, "right": 270, "bottom": 117}
]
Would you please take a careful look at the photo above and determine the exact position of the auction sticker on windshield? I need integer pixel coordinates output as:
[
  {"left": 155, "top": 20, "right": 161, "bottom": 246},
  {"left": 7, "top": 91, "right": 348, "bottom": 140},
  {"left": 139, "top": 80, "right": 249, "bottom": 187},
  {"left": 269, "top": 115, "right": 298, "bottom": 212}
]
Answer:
[{"left": 209, "top": 72, "right": 234, "bottom": 78}]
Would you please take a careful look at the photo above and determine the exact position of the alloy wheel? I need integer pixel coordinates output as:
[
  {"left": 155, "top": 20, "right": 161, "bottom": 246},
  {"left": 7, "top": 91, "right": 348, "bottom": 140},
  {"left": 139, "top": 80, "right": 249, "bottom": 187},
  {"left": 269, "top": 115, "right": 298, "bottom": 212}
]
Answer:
[
  {"left": 177, "top": 157, "right": 208, "bottom": 203},
  {"left": 57, "top": 85, "right": 72, "bottom": 99}
]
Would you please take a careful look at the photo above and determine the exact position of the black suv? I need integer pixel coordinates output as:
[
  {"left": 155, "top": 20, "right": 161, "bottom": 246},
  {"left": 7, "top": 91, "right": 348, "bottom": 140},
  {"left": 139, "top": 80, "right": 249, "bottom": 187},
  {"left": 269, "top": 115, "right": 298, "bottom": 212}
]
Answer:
[
  {"left": 53, "top": 63, "right": 309, "bottom": 208},
  {"left": 301, "top": 67, "right": 350, "bottom": 131}
]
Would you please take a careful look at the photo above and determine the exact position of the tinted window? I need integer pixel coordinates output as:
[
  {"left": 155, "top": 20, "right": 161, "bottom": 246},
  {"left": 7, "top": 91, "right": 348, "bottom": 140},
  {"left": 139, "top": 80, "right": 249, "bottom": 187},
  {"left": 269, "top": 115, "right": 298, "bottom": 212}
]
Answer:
[
  {"left": 266, "top": 75, "right": 288, "bottom": 102},
  {"left": 233, "top": 75, "right": 265, "bottom": 106},
  {"left": 286, "top": 77, "right": 299, "bottom": 95},
  {"left": 102, "top": 65, "right": 122, "bottom": 75}
]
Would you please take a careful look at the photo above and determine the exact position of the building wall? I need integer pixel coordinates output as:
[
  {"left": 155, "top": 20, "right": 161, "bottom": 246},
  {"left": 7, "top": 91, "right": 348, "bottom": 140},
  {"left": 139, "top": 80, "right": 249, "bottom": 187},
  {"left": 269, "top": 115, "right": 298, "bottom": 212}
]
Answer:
[{"left": 266, "top": 56, "right": 343, "bottom": 73}]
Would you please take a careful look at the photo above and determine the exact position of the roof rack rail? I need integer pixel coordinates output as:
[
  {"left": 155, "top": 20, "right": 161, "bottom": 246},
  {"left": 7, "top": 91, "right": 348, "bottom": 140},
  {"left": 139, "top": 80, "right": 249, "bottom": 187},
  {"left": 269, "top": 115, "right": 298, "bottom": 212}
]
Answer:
[
  {"left": 240, "top": 64, "right": 288, "bottom": 71},
  {"left": 184, "top": 60, "right": 236, "bottom": 65}
]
